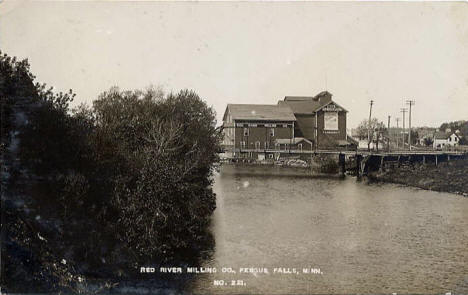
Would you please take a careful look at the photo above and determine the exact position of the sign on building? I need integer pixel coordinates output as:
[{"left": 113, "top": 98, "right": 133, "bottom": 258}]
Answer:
[{"left": 324, "top": 112, "right": 338, "bottom": 131}]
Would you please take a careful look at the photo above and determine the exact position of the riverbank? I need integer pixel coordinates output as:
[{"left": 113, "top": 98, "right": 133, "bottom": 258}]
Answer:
[
  {"left": 220, "top": 154, "right": 341, "bottom": 174},
  {"left": 218, "top": 163, "right": 344, "bottom": 179},
  {"left": 369, "top": 157, "right": 468, "bottom": 196}
]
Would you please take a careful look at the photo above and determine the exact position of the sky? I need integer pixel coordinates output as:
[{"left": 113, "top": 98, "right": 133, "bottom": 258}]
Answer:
[{"left": 1, "top": 1, "right": 467, "bottom": 129}]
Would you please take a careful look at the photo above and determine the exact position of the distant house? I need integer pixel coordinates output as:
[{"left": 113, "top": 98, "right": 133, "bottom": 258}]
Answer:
[
  {"left": 433, "top": 131, "right": 461, "bottom": 148},
  {"left": 221, "top": 91, "right": 350, "bottom": 159}
]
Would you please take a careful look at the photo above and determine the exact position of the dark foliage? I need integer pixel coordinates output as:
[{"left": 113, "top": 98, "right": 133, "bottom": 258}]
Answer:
[
  {"left": 371, "top": 156, "right": 468, "bottom": 196},
  {"left": 439, "top": 120, "right": 468, "bottom": 144},
  {"left": 423, "top": 137, "right": 434, "bottom": 147},
  {"left": 0, "top": 52, "right": 37, "bottom": 153},
  {"left": 320, "top": 158, "right": 339, "bottom": 174},
  {"left": 92, "top": 87, "right": 221, "bottom": 264},
  {"left": 440, "top": 120, "right": 468, "bottom": 136},
  {"left": 1, "top": 52, "right": 221, "bottom": 292}
]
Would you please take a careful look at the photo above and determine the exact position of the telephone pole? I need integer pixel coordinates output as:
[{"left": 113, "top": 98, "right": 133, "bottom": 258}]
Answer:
[
  {"left": 406, "top": 100, "right": 415, "bottom": 151},
  {"left": 387, "top": 115, "right": 391, "bottom": 151},
  {"left": 395, "top": 117, "right": 400, "bottom": 149},
  {"left": 368, "top": 100, "right": 374, "bottom": 151},
  {"left": 401, "top": 108, "right": 407, "bottom": 149}
]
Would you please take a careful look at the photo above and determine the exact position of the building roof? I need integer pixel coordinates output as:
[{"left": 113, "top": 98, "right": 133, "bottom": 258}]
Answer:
[
  {"left": 223, "top": 104, "right": 296, "bottom": 122},
  {"left": 280, "top": 91, "right": 347, "bottom": 114},
  {"left": 284, "top": 96, "right": 315, "bottom": 101},
  {"left": 434, "top": 131, "right": 460, "bottom": 140},
  {"left": 278, "top": 100, "right": 323, "bottom": 114},
  {"left": 337, "top": 139, "right": 351, "bottom": 146},
  {"left": 275, "top": 138, "right": 294, "bottom": 145},
  {"left": 274, "top": 137, "right": 312, "bottom": 145}
]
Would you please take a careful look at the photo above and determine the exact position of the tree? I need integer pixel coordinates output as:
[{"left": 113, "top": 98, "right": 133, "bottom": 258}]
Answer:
[
  {"left": 3, "top": 50, "right": 222, "bottom": 292},
  {"left": 92, "top": 87, "right": 221, "bottom": 263},
  {"left": 423, "top": 136, "right": 434, "bottom": 147},
  {"left": 356, "top": 118, "right": 387, "bottom": 150},
  {"left": 440, "top": 120, "right": 468, "bottom": 145},
  {"left": 2, "top": 51, "right": 95, "bottom": 292},
  {"left": 0, "top": 52, "right": 39, "bottom": 150},
  {"left": 410, "top": 130, "right": 419, "bottom": 146}
]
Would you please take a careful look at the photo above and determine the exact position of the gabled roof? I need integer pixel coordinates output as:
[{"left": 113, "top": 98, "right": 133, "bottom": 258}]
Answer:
[
  {"left": 278, "top": 100, "right": 323, "bottom": 114},
  {"left": 223, "top": 104, "right": 296, "bottom": 122},
  {"left": 280, "top": 91, "right": 347, "bottom": 114},
  {"left": 434, "top": 131, "right": 460, "bottom": 140},
  {"left": 315, "top": 101, "right": 348, "bottom": 113},
  {"left": 274, "top": 137, "right": 313, "bottom": 145}
]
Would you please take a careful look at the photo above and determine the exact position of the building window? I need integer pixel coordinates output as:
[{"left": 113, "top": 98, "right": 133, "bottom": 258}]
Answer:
[
  {"left": 298, "top": 143, "right": 303, "bottom": 151},
  {"left": 265, "top": 142, "right": 269, "bottom": 149},
  {"left": 255, "top": 141, "right": 261, "bottom": 150},
  {"left": 270, "top": 128, "right": 275, "bottom": 137},
  {"left": 240, "top": 141, "right": 246, "bottom": 149},
  {"left": 268, "top": 154, "right": 274, "bottom": 159},
  {"left": 324, "top": 112, "right": 339, "bottom": 131},
  {"left": 243, "top": 127, "right": 249, "bottom": 136}
]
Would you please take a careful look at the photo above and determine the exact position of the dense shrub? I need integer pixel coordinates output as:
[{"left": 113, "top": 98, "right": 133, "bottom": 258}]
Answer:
[
  {"left": 2, "top": 52, "right": 221, "bottom": 292},
  {"left": 92, "top": 87, "right": 221, "bottom": 264},
  {"left": 320, "top": 156, "right": 339, "bottom": 174}
]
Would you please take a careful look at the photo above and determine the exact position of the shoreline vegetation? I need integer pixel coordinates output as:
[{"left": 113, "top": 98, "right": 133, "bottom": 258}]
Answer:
[
  {"left": 220, "top": 155, "right": 341, "bottom": 174},
  {"left": 369, "top": 157, "right": 468, "bottom": 197}
]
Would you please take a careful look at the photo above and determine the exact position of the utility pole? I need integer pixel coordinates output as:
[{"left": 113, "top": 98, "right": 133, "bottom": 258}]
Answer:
[
  {"left": 368, "top": 100, "right": 374, "bottom": 152},
  {"left": 406, "top": 100, "right": 415, "bottom": 151},
  {"left": 387, "top": 115, "right": 391, "bottom": 151},
  {"left": 401, "top": 108, "right": 407, "bottom": 149},
  {"left": 395, "top": 117, "right": 400, "bottom": 149}
]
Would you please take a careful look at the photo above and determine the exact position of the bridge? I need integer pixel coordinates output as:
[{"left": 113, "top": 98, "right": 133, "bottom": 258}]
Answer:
[
  {"left": 220, "top": 147, "right": 467, "bottom": 178},
  {"left": 223, "top": 148, "right": 466, "bottom": 156}
]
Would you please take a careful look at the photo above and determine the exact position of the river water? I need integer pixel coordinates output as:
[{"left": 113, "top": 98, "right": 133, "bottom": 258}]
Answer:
[{"left": 188, "top": 165, "right": 468, "bottom": 294}]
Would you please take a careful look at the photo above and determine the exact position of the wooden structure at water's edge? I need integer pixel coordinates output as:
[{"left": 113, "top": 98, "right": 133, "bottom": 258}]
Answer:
[
  {"left": 221, "top": 149, "right": 467, "bottom": 179},
  {"left": 344, "top": 150, "right": 467, "bottom": 179}
]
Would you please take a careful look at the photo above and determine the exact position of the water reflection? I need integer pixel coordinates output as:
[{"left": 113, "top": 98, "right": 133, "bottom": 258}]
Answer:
[{"left": 188, "top": 165, "right": 468, "bottom": 294}]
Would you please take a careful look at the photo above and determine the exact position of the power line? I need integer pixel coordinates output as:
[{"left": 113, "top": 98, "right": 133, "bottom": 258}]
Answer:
[
  {"left": 401, "top": 108, "right": 407, "bottom": 148},
  {"left": 406, "top": 100, "right": 416, "bottom": 151},
  {"left": 387, "top": 115, "right": 391, "bottom": 151},
  {"left": 368, "top": 100, "right": 374, "bottom": 151},
  {"left": 395, "top": 117, "right": 400, "bottom": 149}
]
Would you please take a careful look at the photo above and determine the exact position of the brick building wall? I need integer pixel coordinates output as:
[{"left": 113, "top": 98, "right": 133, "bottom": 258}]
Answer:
[
  {"left": 234, "top": 122, "right": 294, "bottom": 150},
  {"left": 316, "top": 111, "right": 347, "bottom": 148}
]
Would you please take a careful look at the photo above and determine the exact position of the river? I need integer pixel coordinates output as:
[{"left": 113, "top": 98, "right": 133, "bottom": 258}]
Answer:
[{"left": 187, "top": 165, "right": 468, "bottom": 294}]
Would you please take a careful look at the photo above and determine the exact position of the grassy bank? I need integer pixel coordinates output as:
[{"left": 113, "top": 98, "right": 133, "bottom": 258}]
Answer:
[{"left": 370, "top": 157, "right": 468, "bottom": 196}]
